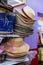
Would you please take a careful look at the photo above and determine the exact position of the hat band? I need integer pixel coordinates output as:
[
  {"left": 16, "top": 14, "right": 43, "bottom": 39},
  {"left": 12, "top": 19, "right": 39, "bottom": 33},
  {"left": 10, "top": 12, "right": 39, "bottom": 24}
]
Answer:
[
  {"left": 15, "top": 24, "right": 33, "bottom": 31},
  {"left": 14, "top": 26, "right": 33, "bottom": 33},
  {"left": 14, "top": 23, "right": 33, "bottom": 29},
  {"left": 14, "top": 30, "right": 33, "bottom": 37}
]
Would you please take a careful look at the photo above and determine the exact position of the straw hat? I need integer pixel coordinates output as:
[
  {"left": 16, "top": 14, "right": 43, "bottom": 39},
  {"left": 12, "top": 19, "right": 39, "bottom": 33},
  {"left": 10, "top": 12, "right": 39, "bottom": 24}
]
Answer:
[
  {"left": 14, "top": 24, "right": 33, "bottom": 33},
  {"left": 0, "top": 8, "right": 6, "bottom": 13},
  {"left": 0, "top": 3, "right": 12, "bottom": 11},
  {"left": 0, "top": 3, "right": 13, "bottom": 14},
  {"left": 4, "top": 43, "right": 29, "bottom": 57},
  {"left": 22, "top": 6, "right": 35, "bottom": 20},
  {"left": 5, "top": 51, "right": 28, "bottom": 58},
  {"left": 16, "top": 14, "right": 35, "bottom": 24},
  {"left": 14, "top": 24, "right": 33, "bottom": 37},
  {"left": 16, "top": 14, "right": 34, "bottom": 27},
  {"left": 4, "top": 38, "right": 30, "bottom": 57},
  {"left": 14, "top": 23, "right": 33, "bottom": 37},
  {"left": 15, "top": 8, "right": 28, "bottom": 19},
  {"left": 15, "top": 8, "right": 35, "bottom": 23},
  {"left": 14, "top": 29, "right": 33, "bottom": 37},
  {"left": 14, "top": 30, "right": 33, "bottom": 35},
  {"left": 6, "top": 38, "right": 24, "bottom": 47}
]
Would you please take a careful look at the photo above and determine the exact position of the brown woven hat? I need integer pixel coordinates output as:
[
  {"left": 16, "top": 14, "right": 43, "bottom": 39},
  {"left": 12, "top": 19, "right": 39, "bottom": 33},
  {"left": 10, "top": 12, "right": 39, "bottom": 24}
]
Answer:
[
  {"left": 0, "top": 3, "right": 12, "bottom": 11},
  {"left": 6, "top": 38, "right": 23, "bottom": 47},
  {"left": 0, "top": 3, "right": 13, "bottom": 14},
  {"left": 5, "top": 43, "right": 29, "bottom": 57},
  {"left": 4, "top": 38, "right": 30, "bottom": 57}
]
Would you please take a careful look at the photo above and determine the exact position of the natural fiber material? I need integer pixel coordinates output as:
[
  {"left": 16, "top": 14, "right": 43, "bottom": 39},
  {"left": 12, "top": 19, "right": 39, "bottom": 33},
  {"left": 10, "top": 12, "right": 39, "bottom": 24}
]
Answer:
[
  {"left": 5, "top": 51, "right": 27, "bottom": 58},
  {"left": 6, "top": 38, "right": 23, "bottom": 47},
  {"left": 22, "top": 6, "right": 35, "bottom": 20},
  {"left": 4, "top": 38, "right": 29, "bottom": 57},
  {"left": 0, "top": 3, "right": 12, "bottom": 11}
]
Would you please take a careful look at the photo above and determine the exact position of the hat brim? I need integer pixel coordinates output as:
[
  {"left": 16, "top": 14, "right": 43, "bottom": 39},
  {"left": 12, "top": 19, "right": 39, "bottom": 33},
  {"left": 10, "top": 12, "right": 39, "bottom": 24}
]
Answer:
[
  {"left": 22, "top": 6, "right": 36, "bottom": 20},
  {"left": 5, "top": 51, "right": 28, "bottom": 58},
  {"left": 4, "top": 42, "right": 30, "bottom": 54},
  {"left": 15, "top": 8, "right": 36, "bottom": 21},
  {"left": 0, "top": 3, "right": 13, "bottom": 12}
]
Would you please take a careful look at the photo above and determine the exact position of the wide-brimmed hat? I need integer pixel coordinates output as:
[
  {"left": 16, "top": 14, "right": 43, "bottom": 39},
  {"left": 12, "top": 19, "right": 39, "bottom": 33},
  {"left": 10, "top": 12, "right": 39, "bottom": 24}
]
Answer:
[
  {"left": 6, "top": 38, "right": 24, "bottom": 47},
  {"left": 4, "top": 38, "right": 30, "bottom": 57},
  {"left": 16, "top": 13, "right": 35, "bottom": 24},
  {"left": 5, "top": 51, "right": 28, "bottom": 58},
  {"left": 15, "top": 8, "right": 27, "bottom": 19},
  {"left": 16, "top": 14, "right": 34, "bottom": 27},
  {"left": 15, "top": 6, "right": 35, "bottom": 20},
  {"left": 0, "top": 2, "right": 12, "bottom": 11},
  {"left": 14, "top": 24, "right": 33, "bottom": 37},
  {"left": 22, "top": 6, "right": 35, "bottom": 20},
  {"left": 14, "top": 24, "right": 33, "bottom": 33}
]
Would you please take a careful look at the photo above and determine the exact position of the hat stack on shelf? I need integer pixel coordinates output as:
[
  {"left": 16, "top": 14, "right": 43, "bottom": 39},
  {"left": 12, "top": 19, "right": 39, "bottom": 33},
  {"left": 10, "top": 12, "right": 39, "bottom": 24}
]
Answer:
[
  {"left": 0, "top": 0, "right": 36, "bottom": 64},
  {"left": 0, "top": 0, "right": 13, "bottom": 11},
  {"left": 4, "top": 37, "right": 30, "bottom": 58},
  {"left": 14, "top": 6, "right": 36, "bottom": 37},
  {"left": 0, "top": 1, "right": 36, "bottom": 37}
]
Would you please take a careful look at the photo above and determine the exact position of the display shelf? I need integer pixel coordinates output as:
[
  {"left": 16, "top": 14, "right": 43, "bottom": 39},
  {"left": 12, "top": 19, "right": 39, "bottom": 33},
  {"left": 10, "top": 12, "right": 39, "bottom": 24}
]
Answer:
[
  {"left": 0, "top": 34, "right": 20, "bottom": 37},
  {"left": 0, "top": 56, "right": 29, "bottom": 65},
  {"left": 0, "top": 33, "right": 33, "bottom": 37}
]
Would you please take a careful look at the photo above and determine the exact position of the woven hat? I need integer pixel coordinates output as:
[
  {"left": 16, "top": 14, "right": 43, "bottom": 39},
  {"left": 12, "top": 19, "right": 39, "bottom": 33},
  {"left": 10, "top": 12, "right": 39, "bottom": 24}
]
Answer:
[
  {"left": 6, "top": 38, "right": 24, "bottom": 47},
  {"left": 14, "top": 24, "right": 33, "bottom": 33},
  {"left": 4, "top": 38, "right": 30, "bottom": 57},
  {"left": 22, "top": 6, "right": 35, "bottom": 20},
  {"left": 5, "top": 51, "right": 28, "bottom": 58},
  {"left": 14, "top": 24, "right": 33, "bottom": 37},
  {"left": 16, "top": 14, "right": 34, "bottom": 27},
  {"left": 15, "top": 8, "right": 27, "bottom": 19},
  {"left": 0, "top": 3, "right": 12, "bottom": 11},
  {"left": 0, "top": 3, "right": 13, "bottom": 15}
]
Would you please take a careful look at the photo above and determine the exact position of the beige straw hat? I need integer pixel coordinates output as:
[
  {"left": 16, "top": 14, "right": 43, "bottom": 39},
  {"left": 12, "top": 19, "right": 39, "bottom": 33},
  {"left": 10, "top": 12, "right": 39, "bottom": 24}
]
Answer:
[
  {"left": 0, "top": 8, "right": 6, "bottom": 13},
  {"left": 22, "top": 6, "right": 35, "bottom": 20},
  {"left": 16, "top": 14, "right": 33, "bottom": 27},
  {"left": 6, "top": 38, "right": 24, "bottom": 47},
  {"left": 15, "top": 8, "right": 27, "bottom": 18}
]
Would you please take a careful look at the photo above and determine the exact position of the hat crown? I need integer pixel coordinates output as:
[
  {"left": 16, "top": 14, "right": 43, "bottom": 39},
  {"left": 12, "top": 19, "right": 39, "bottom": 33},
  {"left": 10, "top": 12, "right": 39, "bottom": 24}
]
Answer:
[
  {"left": 8, "top": 38, "right": 23, "bottom": 47},
  {"left": 23, "top": 6, "right": 35, "bottom": 19}
]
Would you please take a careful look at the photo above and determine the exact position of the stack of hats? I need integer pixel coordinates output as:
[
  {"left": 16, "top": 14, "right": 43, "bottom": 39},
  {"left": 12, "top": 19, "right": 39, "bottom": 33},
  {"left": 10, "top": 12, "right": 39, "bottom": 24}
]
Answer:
[
  {"left": 4, "top": 38, "right": 30, "bottom": 58},
  {"left": 0, "top": 3, "right": 16, "bottom": 34},
  {"left": 0, "top": 0, "right": 12, "bottom": 11},
  {"left": 14, "top": 6, "right": 36, "bottom": 37},
  {"left": 0, "top": 2, "right": 35, "bottom": 59}
]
